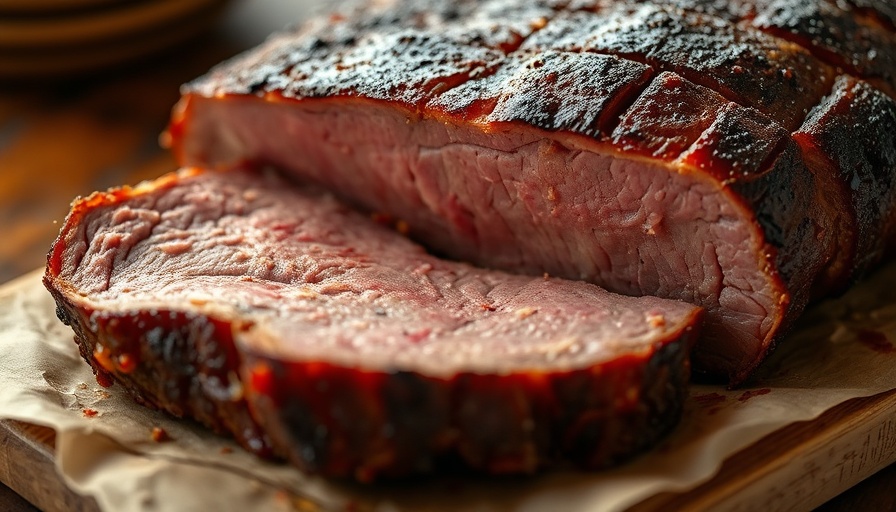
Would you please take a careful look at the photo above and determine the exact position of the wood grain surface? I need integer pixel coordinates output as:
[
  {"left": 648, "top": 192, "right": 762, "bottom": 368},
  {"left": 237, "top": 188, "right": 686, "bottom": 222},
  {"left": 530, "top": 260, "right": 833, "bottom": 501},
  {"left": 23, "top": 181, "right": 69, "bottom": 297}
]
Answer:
[
  {"left": 0, "top": 484, "right": 39, "bottom": 512},
  {"left": 0, "top": 1, "right": 894, "bottom": 510},
  {"left": 2, "top": 386, "right": 896, "bottom": 512},
  {"left": 0, "top": 421, "right": 100, "bottom": 512}
]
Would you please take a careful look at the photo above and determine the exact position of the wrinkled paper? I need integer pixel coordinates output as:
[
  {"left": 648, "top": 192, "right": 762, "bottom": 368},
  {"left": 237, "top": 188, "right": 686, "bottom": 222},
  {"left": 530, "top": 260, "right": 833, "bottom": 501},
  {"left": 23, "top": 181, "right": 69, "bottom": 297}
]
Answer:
[{"left": 1, "top": 264, "right": 896, "bottom": 512}]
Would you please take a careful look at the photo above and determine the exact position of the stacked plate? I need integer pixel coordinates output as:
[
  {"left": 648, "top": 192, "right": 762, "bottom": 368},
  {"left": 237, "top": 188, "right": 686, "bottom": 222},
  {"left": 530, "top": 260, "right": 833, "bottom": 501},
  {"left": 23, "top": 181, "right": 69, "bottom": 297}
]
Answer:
[{"left": 0, "top": 0, "right": 233, "bottom": 78}]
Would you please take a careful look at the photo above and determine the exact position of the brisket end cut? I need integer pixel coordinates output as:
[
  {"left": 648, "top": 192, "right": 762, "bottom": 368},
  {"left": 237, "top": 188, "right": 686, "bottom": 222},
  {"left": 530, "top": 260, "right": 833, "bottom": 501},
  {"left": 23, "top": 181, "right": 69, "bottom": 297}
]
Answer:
[
  {"left": 169, "top": 0, "right": 896, "bottom": 384},
  {"left": 44, "top": 167, "right": 702, "bottom": 480}
]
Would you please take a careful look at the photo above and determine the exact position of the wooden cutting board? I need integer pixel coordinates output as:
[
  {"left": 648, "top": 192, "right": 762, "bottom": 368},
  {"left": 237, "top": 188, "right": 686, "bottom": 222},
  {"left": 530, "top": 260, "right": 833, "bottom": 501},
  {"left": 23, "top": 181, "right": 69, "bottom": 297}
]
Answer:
[
  {"left": 0, "top": 421, "right": 99, "bottom": 512},
  {"left": 3, "top": 388, "right": 896, "bottom": 512}
]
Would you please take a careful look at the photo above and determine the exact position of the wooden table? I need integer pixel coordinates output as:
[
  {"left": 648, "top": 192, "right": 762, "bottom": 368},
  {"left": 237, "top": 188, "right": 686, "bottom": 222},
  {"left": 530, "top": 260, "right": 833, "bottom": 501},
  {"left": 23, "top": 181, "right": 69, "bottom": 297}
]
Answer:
[{"left": 0, "top": 2, "right": 894, "bottom": 511}]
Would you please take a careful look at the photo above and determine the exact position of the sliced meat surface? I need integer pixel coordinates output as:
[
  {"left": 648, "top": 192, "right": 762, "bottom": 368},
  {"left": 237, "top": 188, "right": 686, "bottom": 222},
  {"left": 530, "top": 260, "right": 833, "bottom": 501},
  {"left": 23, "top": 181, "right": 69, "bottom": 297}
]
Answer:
[
  {"left": 44, "top": 167, "right": 702, "bottom": 480},
  {"left": 169, "top": 0, "right": 896, "bottom": 384}
]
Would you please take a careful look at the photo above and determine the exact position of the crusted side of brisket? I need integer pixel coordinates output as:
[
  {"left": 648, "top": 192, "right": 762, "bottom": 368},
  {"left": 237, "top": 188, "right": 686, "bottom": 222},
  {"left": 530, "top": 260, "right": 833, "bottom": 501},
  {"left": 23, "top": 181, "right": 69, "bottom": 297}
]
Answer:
[{"left": 44, "top": 167, "right": 702, "bottom": 480}]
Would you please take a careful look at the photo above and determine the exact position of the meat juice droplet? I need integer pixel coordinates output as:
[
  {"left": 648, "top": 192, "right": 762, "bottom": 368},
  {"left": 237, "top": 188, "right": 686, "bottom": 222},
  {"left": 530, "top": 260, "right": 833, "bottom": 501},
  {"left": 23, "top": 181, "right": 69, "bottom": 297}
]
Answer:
[
  {"left": 857, "top": 329, "right": 895, "bottom": 354},
  {"left": 406, "top": 329, "right": 431, "bottom": 343},
  {"left": 693, "top": 392, "right": 726, "bottom": 408},
  {"left": 92, "top": 345, "right": 115, "bottom": 373},
  {"left": 151, "top": 427, "right": 170, "bottom": 442},
  {"left": 738, "top": 388, "right": 772, "bottom": 402},
  {"left": 250, "top": 362, "right": 275, "bottom": 396},
  {"left": 94, "top": 371, "right": 114, "bottom": 388},
  {"left": 117, "top": 353, "right": 137, "bottom": 373}
]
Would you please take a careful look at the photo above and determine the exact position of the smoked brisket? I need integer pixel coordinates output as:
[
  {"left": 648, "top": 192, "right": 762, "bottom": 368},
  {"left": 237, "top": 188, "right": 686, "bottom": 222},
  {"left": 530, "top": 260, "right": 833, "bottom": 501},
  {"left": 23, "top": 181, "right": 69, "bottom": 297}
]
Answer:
[
  {"left": 44, "top": 167, "right": 702, "bottom": 480},
  {"left": 169, "top": 0, "right": 896, "bottom": 384}
]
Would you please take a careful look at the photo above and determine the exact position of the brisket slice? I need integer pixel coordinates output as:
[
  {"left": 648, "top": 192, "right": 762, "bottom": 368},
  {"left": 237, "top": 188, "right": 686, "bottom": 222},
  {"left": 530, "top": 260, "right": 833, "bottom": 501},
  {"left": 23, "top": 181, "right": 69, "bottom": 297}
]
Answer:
[
  {"left": 44, "top": 167, "right": 702, "bottom": 480},
  {"left": 168, "top": 0, "right": 896, "bottom": 384}
]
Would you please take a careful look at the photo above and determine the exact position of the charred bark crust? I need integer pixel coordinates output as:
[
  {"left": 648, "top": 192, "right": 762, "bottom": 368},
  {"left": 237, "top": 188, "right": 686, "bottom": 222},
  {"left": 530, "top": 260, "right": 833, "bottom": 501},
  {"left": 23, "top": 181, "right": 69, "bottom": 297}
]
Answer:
[{"left": 243, "top": 328, "right": 695, "bottom": 481}]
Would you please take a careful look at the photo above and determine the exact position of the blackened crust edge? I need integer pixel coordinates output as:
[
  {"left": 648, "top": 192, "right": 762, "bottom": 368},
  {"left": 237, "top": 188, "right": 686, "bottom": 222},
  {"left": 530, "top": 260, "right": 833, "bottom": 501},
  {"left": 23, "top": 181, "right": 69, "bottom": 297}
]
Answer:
[
  {"left": 237, "top": 314, "right": 700, "bottom": 481},
  {"left": 44, "top": 271, "right": 701, "bottom": 481},
  {"left": 44, "top": 280, "right": 275, "bottom": 457}
]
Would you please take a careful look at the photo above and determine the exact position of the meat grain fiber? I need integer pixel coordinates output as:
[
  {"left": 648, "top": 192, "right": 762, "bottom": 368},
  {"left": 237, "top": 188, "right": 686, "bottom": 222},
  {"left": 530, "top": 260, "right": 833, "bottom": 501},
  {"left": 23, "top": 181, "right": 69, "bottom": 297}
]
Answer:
[
  {"left": 44, "top": 167, "right": 702, "bottom": 480},
  {"left": 169, "top": 0, "right": 896, "bottom": 384}
]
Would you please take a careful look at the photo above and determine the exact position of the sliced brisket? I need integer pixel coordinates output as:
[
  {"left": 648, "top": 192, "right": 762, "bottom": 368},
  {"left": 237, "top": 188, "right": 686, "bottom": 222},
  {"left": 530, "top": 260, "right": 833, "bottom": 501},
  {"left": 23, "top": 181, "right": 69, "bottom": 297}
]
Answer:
[
  {"left": 44, "top": 167, "right": 702, "bottom": 480},
  {"left": 168, "top": 0, "right": 896, "bottom": 384}
]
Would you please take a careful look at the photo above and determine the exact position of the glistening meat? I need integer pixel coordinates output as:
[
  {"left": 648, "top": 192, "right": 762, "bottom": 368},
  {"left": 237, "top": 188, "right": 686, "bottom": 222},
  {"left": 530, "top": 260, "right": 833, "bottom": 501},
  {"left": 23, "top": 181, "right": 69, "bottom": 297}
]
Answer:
[
  {"left": 44, "top": 167, "right": 702, "bottom": 480},
  {"left": 169, "top": 0, "right": 896, "bottom": 384}
]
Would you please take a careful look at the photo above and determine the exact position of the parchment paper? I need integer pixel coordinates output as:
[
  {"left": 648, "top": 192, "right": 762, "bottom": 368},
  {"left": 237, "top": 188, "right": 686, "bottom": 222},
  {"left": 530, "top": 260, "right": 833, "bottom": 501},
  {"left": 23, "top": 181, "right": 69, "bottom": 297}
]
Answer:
[{"left": 1, "top": 263, "right": 896, "bottom": 512}]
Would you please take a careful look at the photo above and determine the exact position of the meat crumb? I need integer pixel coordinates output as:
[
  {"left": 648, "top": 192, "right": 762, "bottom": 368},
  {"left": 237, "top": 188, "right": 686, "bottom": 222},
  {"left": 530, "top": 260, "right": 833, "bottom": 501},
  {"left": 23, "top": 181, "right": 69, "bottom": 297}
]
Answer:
[
  {"left": 413, "top": 263, "right": 433, "bottom": 275},
  {"left": 647, "top": 314, "right": 666, "bottom": 328},
  {"left": 406, "top": 329, "right": 431, "bottom": 343},
  {"left": 295, "top": 287, "right": 317, "bottom": 300},
  {"left": 151, "top": 427, "right": 170, "bottom": 442},
  {"left": 320, "top": 283, "right": 352, "bottom": 295},
  {"left": 516, "top": 307, "right": 538, "bottom": 319},
  {"left": 82, "top": 408, "right": 98, "bottom": 418}
]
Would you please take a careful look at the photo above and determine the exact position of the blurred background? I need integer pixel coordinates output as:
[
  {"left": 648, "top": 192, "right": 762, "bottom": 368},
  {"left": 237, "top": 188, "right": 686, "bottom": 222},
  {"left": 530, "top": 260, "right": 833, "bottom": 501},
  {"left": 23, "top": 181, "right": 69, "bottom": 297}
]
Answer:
[{"left": 0, "top": 0, "right": 322, "bottom": 284}]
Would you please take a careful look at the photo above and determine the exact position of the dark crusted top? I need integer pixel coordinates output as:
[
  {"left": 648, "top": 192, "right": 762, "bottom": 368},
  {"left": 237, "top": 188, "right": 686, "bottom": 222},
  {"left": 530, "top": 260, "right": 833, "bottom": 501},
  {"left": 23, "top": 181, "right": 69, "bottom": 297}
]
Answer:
[
  {"left": 432, "top": 51, "right": 653, "bottom": 137},
  {"left": 188, "top": 0, "right": 896, "bottom": 127},
  {"left": 522, "top": 5, "right": 833, "bottom": 130}
]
